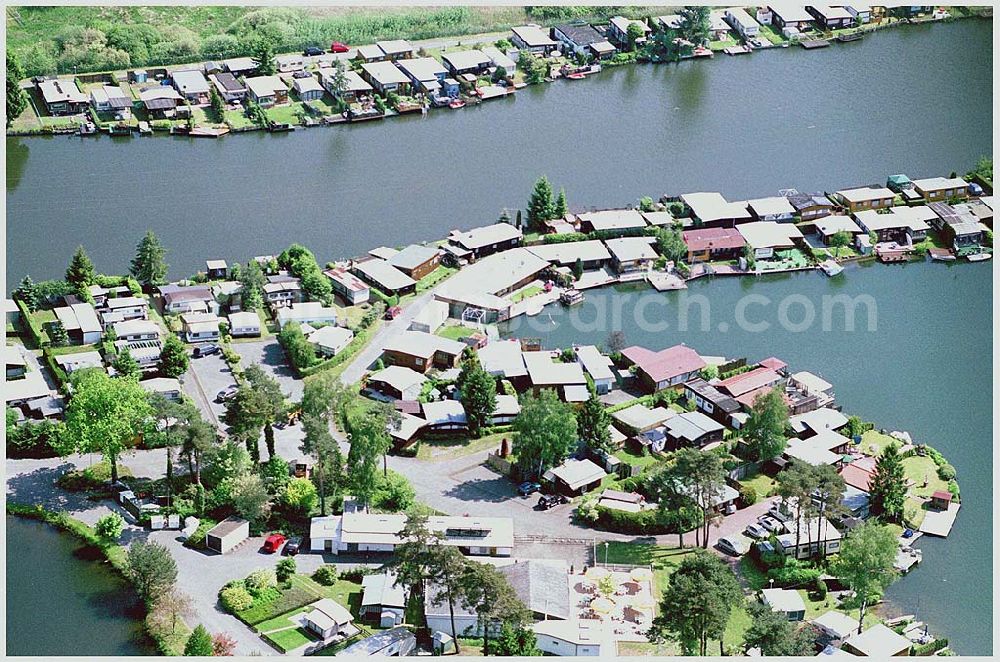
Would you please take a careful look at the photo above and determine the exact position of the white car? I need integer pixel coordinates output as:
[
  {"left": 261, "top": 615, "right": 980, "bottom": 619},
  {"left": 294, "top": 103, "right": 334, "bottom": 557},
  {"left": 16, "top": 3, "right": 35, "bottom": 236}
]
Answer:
[
  {"left": 758, "top": 516, "right": 782, "bottom": 532},
  {"left": 768, "top": 503, "right": 795, "bottom": 522},
  {"left": 744, "top": 523, "right": 770, "bottom": 539},
  {"left": 717, "top": 535, "right": 750, "bottom": 557}
]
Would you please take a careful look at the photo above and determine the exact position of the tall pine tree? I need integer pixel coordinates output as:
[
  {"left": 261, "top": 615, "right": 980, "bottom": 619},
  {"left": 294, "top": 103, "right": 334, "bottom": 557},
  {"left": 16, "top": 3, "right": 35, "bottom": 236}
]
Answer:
[
  {"left": 577, "top": 388, "right": 612, "bottom": 455},
  {"left": 554, "top": 187, "right": 568, "bottom": 219},
  {"left": 66, "top": 246, "right": 96, "bottom": 291},
  {"left": 526, "top": 176, "right": 555, "bottom": 231},
  {"left": 131, "top": 231, "right": 169, "bottom": 288},
  {"left": 869, "top": 443, "right": 907, "bottom": 522},
  {"left": 456, "top": 348, "right": 497, "bottom": 438}
]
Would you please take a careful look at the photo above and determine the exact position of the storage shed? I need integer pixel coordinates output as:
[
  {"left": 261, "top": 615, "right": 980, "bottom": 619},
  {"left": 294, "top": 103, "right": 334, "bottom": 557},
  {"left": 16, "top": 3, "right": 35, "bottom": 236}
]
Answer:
[{"left": 205, "top": 516, "right": 249, "bottom": 554}]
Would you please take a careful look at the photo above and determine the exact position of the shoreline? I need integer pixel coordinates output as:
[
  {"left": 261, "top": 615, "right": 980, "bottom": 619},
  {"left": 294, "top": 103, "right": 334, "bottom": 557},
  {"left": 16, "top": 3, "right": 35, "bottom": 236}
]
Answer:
[{"left": 6, "top": 12, "right": 985, "bottom": 139}]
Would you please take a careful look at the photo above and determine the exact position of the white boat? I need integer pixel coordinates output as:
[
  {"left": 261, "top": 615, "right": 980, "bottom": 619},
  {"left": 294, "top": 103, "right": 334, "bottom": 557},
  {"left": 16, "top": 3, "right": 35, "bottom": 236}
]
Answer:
[
  {"left": 967, "top": 252, "right": 992, "bottom": 262},
  {"left": 819, "top": 259, "right": 844, "bottom": 277}
]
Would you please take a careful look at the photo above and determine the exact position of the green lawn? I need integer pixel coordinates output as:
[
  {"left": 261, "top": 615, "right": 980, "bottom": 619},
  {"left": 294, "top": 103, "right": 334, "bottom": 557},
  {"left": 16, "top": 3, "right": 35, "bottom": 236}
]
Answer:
[
  {"left": 739, "top": 471, "right": 777, "bottom": 500},
  {"left": 901, "top": 455, "right": 949, "bottom": 499},
  {"left": 223, "top": 109, "right": 254, "bottom": 129},
  {"left": 237, "top": 575, "right": 363, "bottom": 627},
  {"left": 614, "top": 448, "right": 662, "bottom": 470},
  {"left": 860, "top": 430, "right": 899, "bottom": 457},
  {"left": 603, "top": 542, "right": 694, "bottom": 595},
  {"left": 264, "top": 626, "right": 315, "bottom": 653},
  {"left": 758, "top": 24, "right": 788, "bottom": 45},
  {"left": 265, "top": 102, "right": 306, "bottom": 125},
  {"left": 436, "top": 324, "right": 479, "bottom": 341},
  {"left": 416, "top": 432, "right": 506, "bottom": 461},
  {"left": 510, "top": 285, "right": 543, "bottom": 303},
  {"left": 254, "top": 606, "right": 311, "bottom": 634},
  {"left": 416, "top": 265, "right": 458, "bottom": 292}
]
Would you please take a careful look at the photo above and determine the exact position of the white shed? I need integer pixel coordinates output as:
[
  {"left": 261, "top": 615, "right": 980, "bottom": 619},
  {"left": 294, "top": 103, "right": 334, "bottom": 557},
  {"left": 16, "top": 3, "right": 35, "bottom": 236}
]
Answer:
[{"left": 205, "top": 516, "right": 249, "bottom": 554}]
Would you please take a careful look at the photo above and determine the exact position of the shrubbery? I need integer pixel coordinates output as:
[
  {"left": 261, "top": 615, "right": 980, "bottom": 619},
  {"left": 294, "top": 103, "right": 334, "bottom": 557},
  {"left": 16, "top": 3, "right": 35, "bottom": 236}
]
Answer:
[
  {"left": 245, "top": 569, "right": 277, "bottom": 595},
  {"left": 312, "top": 565, "right": 339, "bottom": 586},
  {"left": 220, "top": 585, "right": 254, "bottom": 612},
  {"left": 584, "top": 503, "right": 701, "bottom": 535},
  {"left": 739, "top": 484, "right": 758, "bottom": 506},
  {"left": 766, "top": 558, "right": 821, "bottom": 587}
]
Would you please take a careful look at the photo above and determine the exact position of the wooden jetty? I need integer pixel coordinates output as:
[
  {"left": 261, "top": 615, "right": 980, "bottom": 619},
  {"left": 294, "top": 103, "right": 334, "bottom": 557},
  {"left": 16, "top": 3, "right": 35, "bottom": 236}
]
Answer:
[
  {"left": 801, "top": 39, "right": 831, "bottom": 49},
  {"left": 836, "top": 30, "right": 864, "bottom": 43},
  {"left": 189, "top": 126, "right": 230, "bottom": 138},
  {"left": 724, "top": 45, "right": 752, "bottom": 55}
]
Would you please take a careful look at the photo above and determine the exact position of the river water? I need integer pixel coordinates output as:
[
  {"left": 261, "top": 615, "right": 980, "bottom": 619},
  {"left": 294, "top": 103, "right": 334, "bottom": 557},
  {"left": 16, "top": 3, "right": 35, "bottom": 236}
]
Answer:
[
  {"left": 3, "top": 18, "right": 992, "bottom": 656},
  {"left": 5, "top": 20, "right": 992, "bottom": 284},
  {"left": 500, "top": 259, "right": 993, "bottom": 654},
  {"left": 5, "top": 516, "right": 154, "bottom": 656}
]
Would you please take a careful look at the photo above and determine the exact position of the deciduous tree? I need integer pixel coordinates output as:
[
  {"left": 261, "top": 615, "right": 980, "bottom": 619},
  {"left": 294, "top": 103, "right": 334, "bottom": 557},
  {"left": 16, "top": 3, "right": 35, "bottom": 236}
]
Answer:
[
  {"left": 493, "top": 622, "right": 541, "bottom": 656},
  {"left": 61, "top": 370, "right": 154, "bottom": 483},
  {"left": 95, "top": 512, "right": 126, "bottom": 541},
  {"left": 511, "top": 389, "right": 578, "bottom": 480},
  {"left": 230, "top": 472, "right": 272, "bottom": 527},
  {"left": 458, "top": 562, "right": 529, "bottom": 655},
  {"left": 647, "top": 550, "right": 742, "bottom": 655},
  {"left": 238, "top": 259, "right": 266, "bottom": 311},
  {"left": 283, "top": 477, "right": 318, "bottom": 514},
  {"left": 159, "top": 334, "right": 190, "bottom": 378},
  {"left": 742, "top": 601, "right": 815, "bottom": 655},
  {"left": 742, "top": 386, "right": 789, "bottom": 463},
  {"left": 126, "top": 540, "right": 178, "bottom": 604},
  {"left": 678, "top": 6, "right": 711, "bottom": 46},
  {"left": 832, "top": 521, "right": 899, "bottom": 633},
  {"left": 6, "top": 50, "right": 28, "bottom": 126},
  {"left": 112, "top": 346, "right": 141, "bottom": 380},
  {"left": 345, "top": 403, "right": 394, "bottom": 508},
  {"left": 651, "top": 448, "right": 727, "bottom": 548}
]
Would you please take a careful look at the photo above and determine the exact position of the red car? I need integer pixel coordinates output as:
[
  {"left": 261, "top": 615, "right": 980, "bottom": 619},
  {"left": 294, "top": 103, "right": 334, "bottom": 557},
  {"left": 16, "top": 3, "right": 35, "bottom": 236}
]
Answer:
[
  {"left": 262, "top": 533, "right": 287, "bottom": 553},
  {"left": 330, "top": 42, "right": 350, "bottom": 53},
  {"left": 384, "top": 305, "right": 402, "bottom": 320}
]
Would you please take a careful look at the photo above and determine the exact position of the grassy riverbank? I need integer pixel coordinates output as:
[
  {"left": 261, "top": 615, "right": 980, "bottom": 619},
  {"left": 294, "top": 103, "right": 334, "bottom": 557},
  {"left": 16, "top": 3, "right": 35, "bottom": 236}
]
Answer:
[
  {"left": 6, "top": 5, "right": 675, "bottom": 77},
  {"left": 6, "top": 502, "right": 190, "bottom": 655}
]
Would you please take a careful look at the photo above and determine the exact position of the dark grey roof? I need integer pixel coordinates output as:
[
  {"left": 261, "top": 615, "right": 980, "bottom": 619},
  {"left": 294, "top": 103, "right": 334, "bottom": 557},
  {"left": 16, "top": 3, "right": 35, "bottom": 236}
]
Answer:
[
  {"left": 554, "top": 23, "right": 604, "bottom": 46},
  {"left": 213, "top": 72, "right": 245, "bottom": 92},
  {"left": 336, "top": 627, "right": 416, "bottom": 657},
  {"left": 143, "top": 97, "right": 176, "bottom": 110},
  {"left": 685, "top": 377, "right": 741, "bottom": 413},
  {"left": 425, "top": 561, "right": 569, "bottom": 621},
  {"left": 787, "top": 192, "right": 834, "bottom": 212}
]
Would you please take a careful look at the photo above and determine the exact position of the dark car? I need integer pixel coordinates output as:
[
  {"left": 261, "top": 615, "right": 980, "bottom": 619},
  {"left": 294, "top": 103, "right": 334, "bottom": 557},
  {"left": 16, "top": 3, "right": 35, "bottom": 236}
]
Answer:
[
  {"left": 536, "top": 494, "right": 569, "bottom": 510},
  {"left": 193, "top": 343, "right": 220, "bottom": 358},
  {"left": 303, "top": 46, "right": 324, "bottom": 57},
  {"left": 517, "top": 481, "right": 541, "bottom": 497},
  {"left": 330, "top": 42, "right": 350, "bottom": 53},
  {"left": 284, "top": 536, "right": 302, "bottom": 555}
]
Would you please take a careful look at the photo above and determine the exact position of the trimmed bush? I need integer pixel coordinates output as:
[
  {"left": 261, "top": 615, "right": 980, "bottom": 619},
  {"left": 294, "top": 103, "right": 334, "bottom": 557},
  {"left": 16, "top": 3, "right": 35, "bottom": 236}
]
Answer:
[
  {"left": 220, "top": 585, "right": 254, "bottom": 613},
  {"left": 312, "top": 565, "right": 339, "bottom": 586},
  {"left": 739, "top": 484, "right": 758, "bottom": 506},
  {"left": 245, "top": 569, "right": 277, "bottom": 595},
  {"left": 937, "top": 463, "right": 956, "bottom": 481}
]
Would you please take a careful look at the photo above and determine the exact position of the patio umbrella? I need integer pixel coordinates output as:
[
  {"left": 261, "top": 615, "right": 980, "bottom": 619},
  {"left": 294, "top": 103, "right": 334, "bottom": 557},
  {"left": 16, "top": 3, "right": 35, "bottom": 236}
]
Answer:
[
  {"left": 591, "top": 597, "right": 615, "bottom": 613},
  {"left": 630, "top": 567, "right": 653, "bottom": 581},
  {"left": 586, "top": 566, "right": 610, "bottom": 580}
]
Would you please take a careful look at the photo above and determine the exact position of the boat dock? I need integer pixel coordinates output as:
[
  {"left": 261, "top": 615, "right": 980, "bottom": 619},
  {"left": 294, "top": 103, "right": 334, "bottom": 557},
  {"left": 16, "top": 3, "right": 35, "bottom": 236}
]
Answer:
[
  {"left": 646, "top": 272, "right": 688, "bottom": 291},
  {"left": 724, "top": 45, "right": 753, "bottom": 55},
  {"left": 919, "top": 502, "right": 960, "bottom": 537},
  {"left": 801, "top": 39, "right": 831, "bottom": 49}
]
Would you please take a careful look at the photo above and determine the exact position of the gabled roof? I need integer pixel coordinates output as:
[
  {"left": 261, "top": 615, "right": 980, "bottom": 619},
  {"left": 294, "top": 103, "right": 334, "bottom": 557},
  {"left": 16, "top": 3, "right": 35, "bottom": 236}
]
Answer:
[
  {"left": 717, "top": 367, "right": 782, "bottom": 397},
  {"left": 737, "top": 222, "right": 804, "bottom": 250},
  {"left": 664, "top": 411, "right": 724, "bottom": 442},
  {"left": 353, "top": 258, "right": 417, "bottom": 292},
  {"left": 369, "top": 365, "right": 428, "bottom": 394},
  {"left": 440, "top": 49, "right": 491, "bottom": 71},
  {"left": 576, "top": 208, "right": 646, "bottom": 232},
  {"left": 682, "top": 227, "right": 746, "bottom": 252},
  {"left": 244, "top": 75, "right": 287, "bottom": 98},
  {"left": 396, "top": 57, "right": 447, "bottom": 82},
  {"left": 622, "top": 344, "right": 706, "bottom": 383},
  {"left": 511, "top": 25, "right": 558, "bottom": 47},
  {"left": 387, "top": 244, "right": 440, "bottom": 271},
  {"left": 478, "top": 339, "right": 527, "bottom": 378},
  {"left": 361, "top": 572, "right": 406, "bottom": 609},
  {"left": 522, "top": 351, "right": 587, "bottom": 387},
  {"left": 383, "top": 330, "right": 465, "bottom": 359},
  {"left": 449, "top": 223, "right": 522, "bottom": 250}
]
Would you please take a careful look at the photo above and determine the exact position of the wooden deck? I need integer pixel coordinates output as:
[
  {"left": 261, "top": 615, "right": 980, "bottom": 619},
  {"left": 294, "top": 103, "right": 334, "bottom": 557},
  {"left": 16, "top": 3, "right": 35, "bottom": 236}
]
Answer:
[{"left": 919, "top": 502, "right": 960, "bottom": 537}]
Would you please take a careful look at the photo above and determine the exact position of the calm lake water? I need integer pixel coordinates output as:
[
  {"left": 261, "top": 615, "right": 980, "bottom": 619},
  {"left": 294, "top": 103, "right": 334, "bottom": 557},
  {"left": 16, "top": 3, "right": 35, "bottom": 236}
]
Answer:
[
  {"left": 3, "top": 17, "right": 992, "bottom": 656},
  {"left": 5, "top": 516, "right": 154, "bottom": 656},
  {"left": 500, "top": 259, "right": 993, "bottom": 654},
  {"left": 5, "top": 20, "right": 992, "bottom": 284}
]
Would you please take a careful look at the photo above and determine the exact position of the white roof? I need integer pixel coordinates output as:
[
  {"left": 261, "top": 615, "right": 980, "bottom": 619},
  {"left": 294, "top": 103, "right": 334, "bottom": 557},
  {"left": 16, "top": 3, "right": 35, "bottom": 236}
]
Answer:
[
  {"left": 309, "top": 325, "right": 354, "bottom": 350},
  {"left": 522, "top": 351, "right": 587, "bottom": 387},
  {"left": 361, "top": 572, "right": 407, "bottom": 609},
  {"left": 817, "top": 644, "right": 855, "bottom": 658},
  {"left": 814, "top": 215, "right": 863, "bottom": 236},
  {"left": 664, "top": 411, "right": 724, "bottom": 442},
  {"left": 39, "top": 79, "right": 88, "bottom": 104},
  {"left": 421, "top": 399, "right": 467, "bottom": 426},
  {"left": 761, "top": 588, "right": 806, "bottom": 614},
  {"left": 747, "top": 196, "right": 796, "bottom": 217},
  {"left": 575, "top": 345, "right": 614, "bottom": 382},
  {"left": 308, "top": 598, "right": 354, "bottom": 627},
  {"left": 854, "top": 206, "right": 934, "bottom": 232},
  {"left": 478, "top": 340, "right": 527, "bottom": 378},
  {"left": 725, "top": 7, "right": 760, "bottom": 29},
  {"left": 812, "top": 611, "right": 860, "bottom": 639},
  {"left": 436, "top": 248, "right": 547, "bottom": 311},
  {"left": 293, "top": 76, "right": 324, "bottom": 95},
  {"left": 53, "top": 350, "right": 103, "bottom": 371},
  {"left": 318, "top": 511, "right": 514, "bottom": 549},
  {"left": 369, "top": 246, "right": 399, "bottom": 260},
  {"left": 789, "top": 408, "right": 848, "bottom": 435},
  {"left": 533, "top": 619, "right": 613, "bottom": 649},
  {"left": 527, "top": 240, "right": 611, "bottom": 265},
  {"left": 244, "top": 75, "right": 286, "bottom": 98},
  {"left": 318, "top": 67, "right": 372, "bottom": 93},
  {"left": 375, "top": 39, "right": 414, "bottom": 56},
  {"left": 222, "top": 57, "right": 256, "bottom": 72},
  {"left": 610, "top": 16, "right": 651, "bottom": 34},
  {"left": 784, "top": 439, "right": 841, "bottom": 466},
  {"left": 441, "top": 49, "right": 490, "bottom": 71},
  {"left": 790, "top": 370, "right": 832, "bottom": 393},
  {"left": 576, "top": 209, "right": 646, "bottom": 232},
  {"left": 494, "top": 394, "right": 521, "bottom": 417},
  {"left": 369, "top": 365, "right": 427, "bottom": 393},
  {"left": 275, "top": 302, "right": 338, "bottom": 325},
  {"left": 356, "top": 44, "right": 385, "bottom": 60},
  {"left": 387, "top": 244, "right": 440, "bottom": 271},
  {"left": 656, "top": 14, "right": 684, "bottom": 29},
  {"left": 172, "top": 69, "right": 209, "bottom": 94},
  {"left": 383, "top": 330, "right": 464, "bottom": 359},
  {"left": 114, "top": 319, "right": 160, "bottom": 337},
  {"left": 397, "top": 57, "right": 447, "bottom": 82},
  {"left": 511, "top": 24, "right": 557, "bottom": 47},
  {"left": 354, "top": 259, "right": 417, "bottom": 291},
  {"left": 737, "top": 221, "right": 804, "bottom": 249},
  {"left": 227, "top": 311, "right": 261, "bottom": 329},
  {"left": 362, "top": 61, "right": 411, "bottom": 85},
  {"left": 612, "top": 403, "right": 674, "bottom": 431},
  {"left": 55, "top": 303, "right": 101, "bottom": 335},
  {"left": 771, "top": 6, "right": 814, "bottom": 22},
  {"left": 449, "top": 223, "right": 522, "bottom": 250},
  {"left": 605, "top": 237, "right": 659, "bottom": 262},
  {"left": 810, "top": 4, "right": 853, "bottom": 20},
  {"left": 845, "top": 624, "right": 912, "bottom": 657},
  {"left": 836, "top": 186, "right": 894, "bottom": 203},
  {"left": 140, "top": 377, "right": 181, "bottom": 394},
  {"left": 480, "top": 46, "right": 516, "bottom": 70},
  {"left": 544, "top": 458, "right": 606, "bottom": 491},
  {"left": 681, "top": 192, "right": 751, "bottom": 222}
]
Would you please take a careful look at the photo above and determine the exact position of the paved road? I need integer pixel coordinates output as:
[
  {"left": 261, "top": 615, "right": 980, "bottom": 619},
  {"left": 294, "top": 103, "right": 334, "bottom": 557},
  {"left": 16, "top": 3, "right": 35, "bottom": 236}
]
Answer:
[{"left": 338, "top": 290, "right": 436, "bottom": 385}]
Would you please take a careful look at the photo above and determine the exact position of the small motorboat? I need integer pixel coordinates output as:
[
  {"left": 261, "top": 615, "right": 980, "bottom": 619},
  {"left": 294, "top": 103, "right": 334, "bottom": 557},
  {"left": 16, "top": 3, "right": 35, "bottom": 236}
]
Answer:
[
  {"left": 560, "top": 289, "right": 585, "bottom": 306},
  {"left": 819, "top": 259, "right": 844, "bottom": 277},
  {"left": 967, "top": 252, "right": 992, "bottom": 262},
  {"left": 448, "top": 99, "right": 465, "bottom": 109},
  {"left": 566, "top": 72, "right": 587, "bottom": 80},
  {"left": 929, "top": 248, "right": 956, "bottom": 261}
]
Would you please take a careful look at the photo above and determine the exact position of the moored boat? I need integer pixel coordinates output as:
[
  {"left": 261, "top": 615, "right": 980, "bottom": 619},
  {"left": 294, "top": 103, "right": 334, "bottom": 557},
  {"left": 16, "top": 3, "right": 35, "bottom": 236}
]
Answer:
[
  {"left": 929, "top": 248, "right": 956, "bottom": 261},
  {"left": 819, "top": 259, "right": 844, "bottom": 276},
  {"left": 560, "top": 289, "right": 585, "bottom": 305},
  {"left": 966, "top": 252, "right": 992, "bottom": 262}
]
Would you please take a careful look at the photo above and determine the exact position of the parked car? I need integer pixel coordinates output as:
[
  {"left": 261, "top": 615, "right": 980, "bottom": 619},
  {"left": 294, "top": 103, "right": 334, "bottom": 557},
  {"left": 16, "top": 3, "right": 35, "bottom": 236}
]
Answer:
[
  {"left": 215, "top": 386, "right": 238, "bottom": 403},
  {"left": 758, "top": 516, "right": 782, "bottom": 533},
  {"left": 536, "top": 494, "right": 569, "bottom": 510},
  {"left": 517, "top": 481, "right": 541, "bottom": 496},
  {"left": 768, "top": 502, "right": 795, "bottom": 522},
  {"left": 263, "top": 533, "right": 287, "bottom": 553},
  {"left": 330, "top": 42, "right": 350, "bottom": 53},
  {"left": 194, "top": 343, "right": 220, "bottom": 357},
  {"left": 717, "top": 535, "right": 750, "bottom": 557},
  {"left": 303, "top": 46, "right": 324, "bottom": 57},
  {"left": 744, "top": 523, "right": 769, "bottom": 540},
  {"left": 284, "top": 536, "right": 302, "bottom": 555},
  {"left": 384, "top": 305, "right": 402, "bottom": 320}
]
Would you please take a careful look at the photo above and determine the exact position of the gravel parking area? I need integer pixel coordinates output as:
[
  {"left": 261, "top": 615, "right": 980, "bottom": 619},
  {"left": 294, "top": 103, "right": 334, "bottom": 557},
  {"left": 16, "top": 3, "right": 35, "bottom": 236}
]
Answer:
[
  {"left": 183, "top": 351, "right": 235, "bottom": 425},
  {"left": 230, "top": 338, "right": 302, "bottom": 401}
]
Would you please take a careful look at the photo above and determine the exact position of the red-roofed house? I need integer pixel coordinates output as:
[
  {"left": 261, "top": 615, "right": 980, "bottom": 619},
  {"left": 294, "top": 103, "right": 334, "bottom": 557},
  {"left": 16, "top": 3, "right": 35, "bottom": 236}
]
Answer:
[
  {"left": 840, "top": 456, "right": 877, "bottom": 493},
  {"left": 621, "top": 345, "right": 706, "bottom": 393},
  {"left": 682, "top": 227, "right": 746, "bottom": 263},
  {"left": 758, "top": 357, "right": 788, "bottom": 374},
  {"left": 735, "top": 385, "right": 793, "bottom": 410},
  {"left": 717, "top": 367, "right": 783, "bottom": 398}
]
